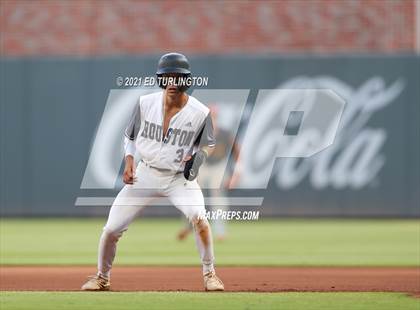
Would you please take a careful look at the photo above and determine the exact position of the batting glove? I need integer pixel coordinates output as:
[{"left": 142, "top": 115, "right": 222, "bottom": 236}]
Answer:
[{"left": 184, "top": 150, "right": 207, "bottom": 181}]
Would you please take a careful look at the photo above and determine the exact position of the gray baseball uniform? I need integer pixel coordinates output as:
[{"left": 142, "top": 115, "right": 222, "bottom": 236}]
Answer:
[{"left": 97, "top": 91, "right": 216, "bottom": 278}]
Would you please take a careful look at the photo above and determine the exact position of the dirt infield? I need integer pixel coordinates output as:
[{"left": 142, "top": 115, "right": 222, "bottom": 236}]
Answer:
[{"left": 1, "top": 266, "right": 419, "bottom": 293}]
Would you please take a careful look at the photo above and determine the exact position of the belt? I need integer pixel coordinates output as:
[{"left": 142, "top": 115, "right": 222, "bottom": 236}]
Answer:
[{"left": 141, "top": 160, "right": 183, "bottom": 175}]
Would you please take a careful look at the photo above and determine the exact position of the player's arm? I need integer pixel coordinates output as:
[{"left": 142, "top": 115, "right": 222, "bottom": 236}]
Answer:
[
  {"left": 123, "top": 102, "right": 141, "bottom": 184},
  {"left": 184, "top": 113, "right": 216, "bottom": 181}
]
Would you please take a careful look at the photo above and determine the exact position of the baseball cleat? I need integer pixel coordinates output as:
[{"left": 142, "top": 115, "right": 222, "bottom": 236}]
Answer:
[
  {"left": 81, "top": 274, "right": 110, "bottom": 291},
  {"left": 204, "top": 271, "right": 224, "bottom": 291}
]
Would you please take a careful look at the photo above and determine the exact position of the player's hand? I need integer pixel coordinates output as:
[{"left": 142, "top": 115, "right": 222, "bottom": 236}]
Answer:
[
  {"left": 183, "top": 155, "right": 192, "bottom": 162},
  {"left": 123, "top": 156, "right": 137, "bottom": 184}
]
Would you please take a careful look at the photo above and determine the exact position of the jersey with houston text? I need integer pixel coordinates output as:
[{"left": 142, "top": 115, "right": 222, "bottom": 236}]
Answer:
[{"left": 124, "top": 91, "right": 215, "bottom": 171}]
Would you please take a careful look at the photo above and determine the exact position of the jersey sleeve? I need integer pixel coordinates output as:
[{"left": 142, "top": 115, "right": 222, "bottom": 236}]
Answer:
[
  {"left": 124, "top": 102, "right": 141, "bottom": 140},
  {"left": 124, "top": 137, "right": 136, "bottom": 157},
  {"left": 194, "top": 113, "right": 216, "bottom": 148},
  {"left": 124, "top": 102, "right": 141, "bottom": 156}
]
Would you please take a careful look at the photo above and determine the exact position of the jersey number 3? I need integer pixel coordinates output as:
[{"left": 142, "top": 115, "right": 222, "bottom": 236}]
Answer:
[{"left": 174, "top": 148, "right": 184, "bottom": 163}]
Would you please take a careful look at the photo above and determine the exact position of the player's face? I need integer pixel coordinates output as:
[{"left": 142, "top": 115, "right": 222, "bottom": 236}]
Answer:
[{"left": 162, "top": 73, "right": 184, "bottom": 96}]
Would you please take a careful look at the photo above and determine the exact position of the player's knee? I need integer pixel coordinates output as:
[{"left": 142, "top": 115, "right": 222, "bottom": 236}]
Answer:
[
  {"left": 190, "top": 214, "right": 201, "bottom": 225},
  {"left": 102, "top": 226, "right": 124, "bottom": 241},
  {"left": 191, "top": 216, "right": 209, "bottom": 232}
]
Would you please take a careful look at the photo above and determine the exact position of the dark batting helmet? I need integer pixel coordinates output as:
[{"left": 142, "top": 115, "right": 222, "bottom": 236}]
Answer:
[{"left": 156, "top": 52, "right": 191, "bottom": 91}]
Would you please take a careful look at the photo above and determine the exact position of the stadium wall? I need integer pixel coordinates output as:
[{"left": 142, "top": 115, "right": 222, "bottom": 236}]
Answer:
[{"left": 1, "top": 55, "right": 419, "bottom": 217}]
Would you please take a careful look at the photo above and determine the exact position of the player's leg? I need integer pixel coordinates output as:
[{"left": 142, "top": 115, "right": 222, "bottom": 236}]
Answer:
[
  {"left": 166, "top": 176, "right": 224, "bottom": 291},
  {"left": 200, "top": 161, "right": 229, "bottom": 240},
  {"left": 176, "top": 172, "right": 211, "bottom": 241},
  {"left": 167, "top": 178, "right": 214, "bottom": 272},
  {"left": 97, "top": 185, "right": 146, "bottom": 279},
  {"left": 82, "top": 164, "right": 158, "bottom": 290},
  {"left": 98, "top": 163, "right": 162, "bottom": 278},
  {"left": 210, "top": 188, "right": 229, "bottom": 240},
  {"left": 81, "top": 185, "right": 147, "bottom": 291}
]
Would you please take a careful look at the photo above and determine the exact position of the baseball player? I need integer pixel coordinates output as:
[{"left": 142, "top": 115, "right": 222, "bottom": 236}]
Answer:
[{"left": 81, "top": 53, "right": 224, "bottom": 291}]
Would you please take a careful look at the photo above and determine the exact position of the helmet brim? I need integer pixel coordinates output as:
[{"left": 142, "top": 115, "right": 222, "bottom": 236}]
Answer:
[{"left": 156, "top": 67, "right": 191, "bottom": 75}]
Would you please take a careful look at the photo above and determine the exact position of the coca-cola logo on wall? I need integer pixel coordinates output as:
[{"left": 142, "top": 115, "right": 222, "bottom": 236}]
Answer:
[{"left": 241, "top": 76, "right": 405, "bottom": 190}]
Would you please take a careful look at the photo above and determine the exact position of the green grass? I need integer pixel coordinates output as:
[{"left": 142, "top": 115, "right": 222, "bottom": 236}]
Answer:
[
  {"left": 0, "top": 292, "right": 418, "bottom": 310},
  {"left": 0, "top": 219, "right": 419, "bottom": 266}
]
